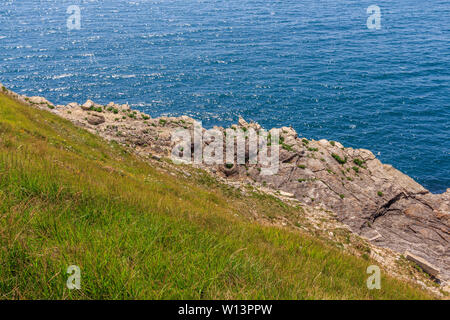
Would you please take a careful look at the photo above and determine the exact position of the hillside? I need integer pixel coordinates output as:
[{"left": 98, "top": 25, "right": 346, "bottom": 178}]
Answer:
[{"left": 0, "top": 90, "right": 440, "bottom": 299}]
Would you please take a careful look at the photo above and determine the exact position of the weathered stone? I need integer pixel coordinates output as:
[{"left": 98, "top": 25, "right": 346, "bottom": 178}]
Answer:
[
  {"left": 82, "top": 100, "right": 95, "bottom": 110},
  {"left": 67, "top": 102, "right": 79, "bottom": 108},
  {"left": 87, "top": 114, "right": 105, "bottom": 125},
  {"left": 29, "top": 96, "right": 53, "bottom": 106},
  {"left": 405, "top": 251, "right": 441, "bottom": 278},
  {"left": 279, "top": 191, "right": 294, "bottom": 198},
  {"left": 281, "top": 126, "right": 297, "bottom": 139},
  {"left": 238, "top": 117, "right": 248, "bottom": 127}
]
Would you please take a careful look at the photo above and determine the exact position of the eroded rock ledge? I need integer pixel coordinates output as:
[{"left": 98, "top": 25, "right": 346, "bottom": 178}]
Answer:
[{"left": 3, "top": 85, "right": 449, "bottom": 284}]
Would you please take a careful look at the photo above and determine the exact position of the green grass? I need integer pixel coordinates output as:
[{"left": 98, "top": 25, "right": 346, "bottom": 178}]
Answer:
[
  {"left": 281, "top": 143, "right": 293, "bottom": 152},
  {"left": 0, "top": 93, "right": 434, "bottom": 300},
  {"left": 353, "top": 158, "right": 365, "bottom": 167},
  {"left": 332, "top": 153, "right": 347, "bottom": 165}
]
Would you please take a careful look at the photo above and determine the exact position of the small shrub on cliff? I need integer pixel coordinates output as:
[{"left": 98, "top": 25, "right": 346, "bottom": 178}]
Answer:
[
  {"left": 282, "top": 144, "right": 293, "bottom": 152},
  {"left": 332, "top": 153, "right": 347, "bottom": 165},
  {"left": 89, "top": 106, "right": 102, "bottom": 113},
  {"left": 353, "top": 158, "right": 365, "bottom": 167}
]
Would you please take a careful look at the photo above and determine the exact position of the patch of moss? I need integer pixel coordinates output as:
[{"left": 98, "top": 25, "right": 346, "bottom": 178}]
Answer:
[
  {"left": 332, "top": 153, "right": 347, "bottom": 165},
  {"left": 353, "top": 158, "right": 365, "bottom": 167}
]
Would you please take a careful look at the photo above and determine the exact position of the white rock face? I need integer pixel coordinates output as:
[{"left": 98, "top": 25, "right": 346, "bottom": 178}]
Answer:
[
  {"left": 82, "top": 100, "right": 95, "bottom": 110},
  {"left": 238, "top": 117, "right": 248, "bottom": 127},
  {"left": 67, "top": 102, "right": 79, "bottom": 108},
  {"left": 281, "top": 127, "right": 297, "bottom": 139},
  {"left": 279, "top": 191, "right": 294, "bottom": 198}
]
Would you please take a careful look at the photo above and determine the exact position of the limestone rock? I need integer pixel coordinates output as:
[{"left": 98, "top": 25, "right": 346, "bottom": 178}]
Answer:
[
  {"left": 87, "top": 114, "right": 105, "bottom": 125},
  {"left": 238, "top": 117, "right": 248, "bottom": 127},
  {"left": 29, "top": 96, "right": 53, "bottom": 106},
  {"left": 82, "top": 100, "right": 95, "bottom": 110},
  {"left": 67, "top": 102, "right": 79, "bottom": 108},
  {"left": 405, "top": 251, "right": 440, "bottom": 278}
]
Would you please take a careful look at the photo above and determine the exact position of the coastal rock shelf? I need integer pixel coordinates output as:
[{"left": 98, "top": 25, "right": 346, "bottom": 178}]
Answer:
[{"left": 4, "top": 85, "right": 449, "bottom": 284}]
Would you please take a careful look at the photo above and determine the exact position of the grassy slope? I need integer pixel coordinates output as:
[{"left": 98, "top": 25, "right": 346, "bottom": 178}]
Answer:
[{"left": 0, "top": 92, "right": 433, "bottom": 299}]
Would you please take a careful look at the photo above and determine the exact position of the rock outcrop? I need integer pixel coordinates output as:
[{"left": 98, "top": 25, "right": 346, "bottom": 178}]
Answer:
[{"left": 2, "top": 85, "right": 448, "bottom": 284}]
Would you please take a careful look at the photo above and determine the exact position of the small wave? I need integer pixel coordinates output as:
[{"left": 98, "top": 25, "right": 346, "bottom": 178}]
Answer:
[
  {"left": 52, "top": 74, "right": 73, "bottom": 80},
  {"left": 111, "top": 74, "right": 137, "bottom": 79}
]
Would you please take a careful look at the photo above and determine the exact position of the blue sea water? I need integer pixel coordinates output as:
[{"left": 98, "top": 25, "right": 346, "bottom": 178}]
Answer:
[{"left": 0, "top": 0, "right": 449, "bottom": 193}]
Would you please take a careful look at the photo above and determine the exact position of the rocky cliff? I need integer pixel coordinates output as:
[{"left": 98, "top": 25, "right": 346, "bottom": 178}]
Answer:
[{"left": 3, "top": 85, "right": 448, "bottom": 285}]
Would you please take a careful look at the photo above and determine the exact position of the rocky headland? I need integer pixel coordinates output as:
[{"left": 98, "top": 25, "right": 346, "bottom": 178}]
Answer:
[{"left": 2, "top": 84, "right": 448, "bottom": 288}]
